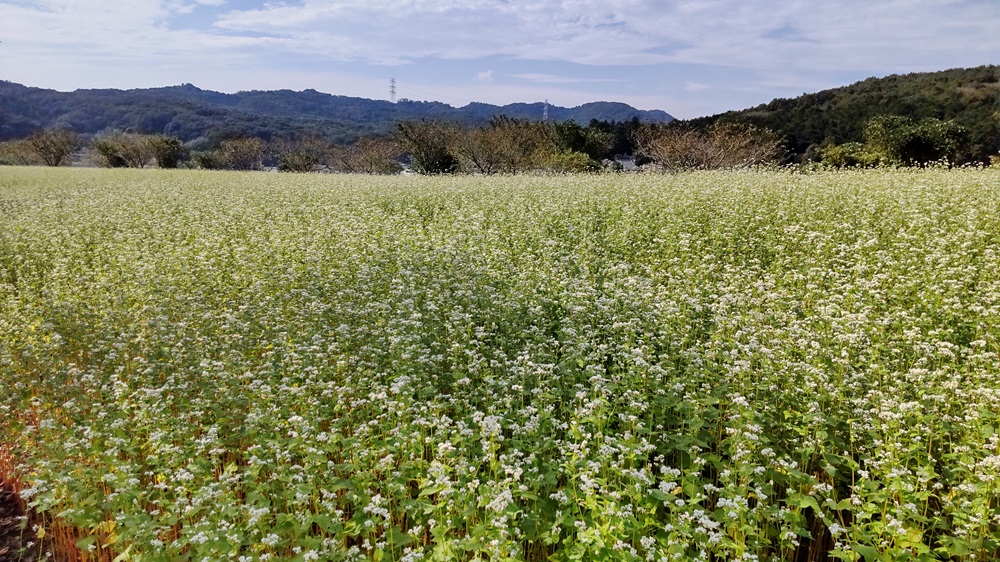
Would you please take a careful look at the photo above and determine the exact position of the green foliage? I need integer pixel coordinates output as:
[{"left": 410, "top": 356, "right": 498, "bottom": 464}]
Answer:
[
  {"left": 191, "top": 150, "right": 221, "bottom": 170},
  {"left": 91, "top": 132, "right": 158, "bottom": 168},
  {"left": 395, "top": 121, "right": 461, "bottom": 174},
  {"left": 813, "top": 142, "right": 887, "bottom": 168},
  {"left": 190, "top": 138, "right": 265, "bottom": 170},
  {"left": 554, "top": 120, "right": 613, "bottom": 163},
  {"left": 399, "top": 118, "right": 625, "bottom": 174},
  {"left": 687, "top": 65, "right": 1000, "bottom": 164},
  {"left": 454, "top": 116, "right": 562, "bottom": 174},
  {"left": 811, "top": 115, "right": 969, "bottom": 169},
  {"left": 273, "top": 135, "right": 329, "bottom": 172},
  {"left": 543, "top": 149, "right": 599, "bottom": 172},
  {"left": 91, "top": 136, "right": 129, "bottom": 168},
  {"left": 864, "top": 115, "right": 969, "bottom": 166},
  {"left": 150, "top": 135, "right": 187, "bottom": 169}
]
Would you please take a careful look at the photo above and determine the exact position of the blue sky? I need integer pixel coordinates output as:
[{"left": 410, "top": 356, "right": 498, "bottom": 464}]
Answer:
[{"left": 1, "top": 0, "right": 998, "bottom": 119}]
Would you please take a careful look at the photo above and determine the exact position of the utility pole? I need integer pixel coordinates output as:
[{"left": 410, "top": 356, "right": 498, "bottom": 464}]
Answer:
[{"left": 390, "top": 78, "right": 396, "bottom": 103}]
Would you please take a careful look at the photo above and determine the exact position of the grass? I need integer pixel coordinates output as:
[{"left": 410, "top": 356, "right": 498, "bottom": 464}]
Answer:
[{"left": 2, "top": 166, "right": 1000, "bottom": 561}]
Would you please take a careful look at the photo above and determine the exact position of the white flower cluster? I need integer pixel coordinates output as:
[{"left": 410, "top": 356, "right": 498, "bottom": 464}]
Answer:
[{"left": 3, "top": 167, "right": 1000, "bottom": 561}]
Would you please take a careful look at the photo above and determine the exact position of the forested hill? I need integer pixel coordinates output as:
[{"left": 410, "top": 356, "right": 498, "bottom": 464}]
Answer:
[
  {"left": 0, "top": 81, "right": 673, "bottom": 144},
  {"left": 685, "top": 65, "right": 1000, "bottom": 162}
]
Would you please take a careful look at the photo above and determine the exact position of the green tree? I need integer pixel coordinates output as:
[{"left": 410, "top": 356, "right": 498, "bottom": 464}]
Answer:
[
  {"left": 151, "top": 135, "right": 187, "bottom": 169},
  {"left": 395, "top": 121, "right": 460, "bottom": 174},
  {"left": 864, "top": 115, "right": 969, "bottom": 166},
  {"left": 91, "top": 132, "right": 156, "bottom": 168},
  {"left": 192, "top": 151, "right": 221, "bottom": 170},
  {"left": 555, "top": 120, "right": 612, "bottom": 163},
  {"left": 91, "top": 136, "right": 129, "bottom": 168},
  {"left": 452, "top": 117, "right": 562, "bottom": 174},
  {"left": 274, "top": 134, "right": 329, "bottom": 172}
]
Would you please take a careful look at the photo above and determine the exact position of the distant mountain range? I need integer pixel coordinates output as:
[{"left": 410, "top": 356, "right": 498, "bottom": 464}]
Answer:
[{"left": 0, "top": 81, "right": 673, "bottom": 145}]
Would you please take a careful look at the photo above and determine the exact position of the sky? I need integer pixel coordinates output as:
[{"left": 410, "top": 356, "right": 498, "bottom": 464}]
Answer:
[{"left": 1, "top": 1, "right": 998, "bottom": 119}]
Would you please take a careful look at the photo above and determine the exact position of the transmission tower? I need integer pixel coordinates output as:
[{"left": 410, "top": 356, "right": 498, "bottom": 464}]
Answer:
[
  {"left": 543, "top": 99, "right": 549, "bottom": 122},
  {"left": 390, "top": 78, "right": 396, "bottom": 103}
]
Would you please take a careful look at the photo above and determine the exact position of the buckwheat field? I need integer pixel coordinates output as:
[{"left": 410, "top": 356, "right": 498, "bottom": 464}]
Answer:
[{"left": 2, "top": 167, "right": 999, "bottom": 562}]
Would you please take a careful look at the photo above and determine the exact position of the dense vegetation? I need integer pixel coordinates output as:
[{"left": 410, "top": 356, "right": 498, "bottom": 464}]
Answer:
[
  {"left": 0, "top": 81, "right": 671, "bottom": 146},
  {"left": 3, "top": 167, "right": 1000, "bottom": 561},
  {"left": 685, "top": 65, "right": 1000, "bottom": 164},
  {"left": 395, "top": 117, "right": 644, "bottom": 174},
  {"left": 0, "top": 119, "right": 651, "bottom": 173}
]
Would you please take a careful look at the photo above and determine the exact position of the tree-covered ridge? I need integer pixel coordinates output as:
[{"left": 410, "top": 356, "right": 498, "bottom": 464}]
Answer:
[
  {"left": 0, "top": 81, "right": 673, "bottom": 145},
  {"left": 685, "top": 65, "right": 1000, "bottom": 163}
]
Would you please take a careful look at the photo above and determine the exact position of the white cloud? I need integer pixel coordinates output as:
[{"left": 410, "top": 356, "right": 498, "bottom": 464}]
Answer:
[
  {"left": 7, "top": 0, "right": 999, "bottom": 75},
  {"left": 1, "top": 0, "right": 998, "bottom": 117},
  {"left": 204, "top": 0, "right": 1000, "bottom": 73},
  {"left": 210, "top": 0, "right": 672, "bottom": 64}
]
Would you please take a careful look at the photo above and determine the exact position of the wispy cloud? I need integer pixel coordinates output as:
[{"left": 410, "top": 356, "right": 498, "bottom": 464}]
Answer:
[
  {"left": 511, "top": 73, "right": 621, "bottom": 84},
  {"left": 207, "top": 0, "right": 1000, "bottom": 72},
  {"left": 684, "top": 82, "right": 711, "bottom": 93},
  {"left": 0, "top": 0, "right": 998, "bottom": 117}
]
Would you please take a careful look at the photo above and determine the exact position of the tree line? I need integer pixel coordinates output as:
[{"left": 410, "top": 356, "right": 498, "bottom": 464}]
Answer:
[
  {"left": 0, "top": 119, "right": 644, "bottom": 173},
  {"left": 1, "top": 113, "right": 985, "bottom": 173}
]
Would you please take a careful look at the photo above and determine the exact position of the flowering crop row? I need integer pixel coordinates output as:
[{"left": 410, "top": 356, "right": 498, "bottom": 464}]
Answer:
[{"left": 2, "top": 167, "right": 999, "bottom": 561}]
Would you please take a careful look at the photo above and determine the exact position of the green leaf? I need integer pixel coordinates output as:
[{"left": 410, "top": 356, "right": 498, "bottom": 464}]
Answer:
[
  {"left": 312, "top": 515, "right": 337, "bottom": 533},
  {"left": 76, "top": 535, "right": 97, "bottom": 551},
  {"left": 851, "top": 542, "right": 880, "bottom": 561},
  {"left": 113, "top": 545, "right": 134, "bottom": 562},
  {"left": 387, "top": 526, "right": 414, "bottom": 547}
]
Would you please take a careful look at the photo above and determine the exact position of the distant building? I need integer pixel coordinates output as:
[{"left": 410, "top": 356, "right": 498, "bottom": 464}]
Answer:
[{"left": 604, "top": 155, "right": 639, "bottom": 171}]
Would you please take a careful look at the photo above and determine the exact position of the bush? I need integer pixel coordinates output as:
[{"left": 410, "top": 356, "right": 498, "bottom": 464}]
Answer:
[
  {"left": 815, "top": 142, "right": 887, "bottom": 168},
  {"left": 91, "top": 132, "right": 157, "bottom": 168},
  {"left": 544, "top": 150, "right": 599, "bottom": 173},
  {"left": 328, "top": 137, "right": 402, "bottom": 174},
  {"left": 634, "top": 122, "right": 784, "bottom": 171},
  {"left": 274, "top": 135, "right": 329, "bottom": 173},
  {"left": 0, "top": 139, "right": 43, "bottom": 166},
  {"left": 864, "top": 115, "right": 969, "bottom": 167}
]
